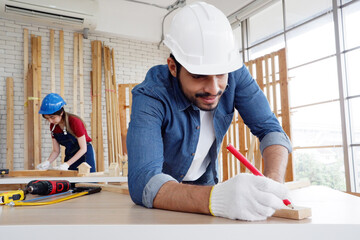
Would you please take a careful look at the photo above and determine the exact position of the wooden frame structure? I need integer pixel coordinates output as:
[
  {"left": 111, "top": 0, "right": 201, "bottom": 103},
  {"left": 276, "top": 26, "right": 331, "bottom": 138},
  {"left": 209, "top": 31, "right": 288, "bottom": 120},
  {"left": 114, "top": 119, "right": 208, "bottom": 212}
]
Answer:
[
  {"left": 6, "top": 77, "right": 14, "bottom": 170},
  {"left": 91, "top": 40, "right": 105, "bottom": 171},
  {"left": 24, "top": 34, "right": 42, "bottom": 169},
  {"left": 220, "top": 48, "right": 293, "bottom": 182},
  {"left": 118, "top": 83, "right": 137, "bottom": 154},
  {"left": 104, "top": 45, "right": 123, "bottom": 170}
]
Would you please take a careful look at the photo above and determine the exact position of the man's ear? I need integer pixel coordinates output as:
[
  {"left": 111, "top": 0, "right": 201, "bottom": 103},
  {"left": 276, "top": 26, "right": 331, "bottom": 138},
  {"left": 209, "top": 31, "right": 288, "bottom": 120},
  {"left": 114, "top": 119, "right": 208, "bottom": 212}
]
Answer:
[{"left": 167, "top": 57, "right": 177, "bottom": 77}]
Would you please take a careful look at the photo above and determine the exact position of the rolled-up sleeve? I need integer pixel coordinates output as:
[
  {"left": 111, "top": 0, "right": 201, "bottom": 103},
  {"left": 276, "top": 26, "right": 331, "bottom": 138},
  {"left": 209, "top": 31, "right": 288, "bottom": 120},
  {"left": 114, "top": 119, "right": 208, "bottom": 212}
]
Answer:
[
  {"left": 142, "top": 173, "right": 178, "bottom": 208},
  {"left": 259, "top": 131, "right": 292, "bottom": 154}
]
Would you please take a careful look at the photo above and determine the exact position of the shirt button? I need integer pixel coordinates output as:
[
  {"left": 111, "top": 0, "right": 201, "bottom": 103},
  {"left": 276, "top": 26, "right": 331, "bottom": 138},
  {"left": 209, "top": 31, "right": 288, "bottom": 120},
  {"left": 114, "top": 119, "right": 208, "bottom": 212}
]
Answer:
[
  {"left": 180, "top": 175, "right": 184, "bottom": 178},
  {"left": 196, "top": 126, "right": 200, "bottom": 130},
  {"left": 191, "top": 153, "right": 195, "bottom": 156}
]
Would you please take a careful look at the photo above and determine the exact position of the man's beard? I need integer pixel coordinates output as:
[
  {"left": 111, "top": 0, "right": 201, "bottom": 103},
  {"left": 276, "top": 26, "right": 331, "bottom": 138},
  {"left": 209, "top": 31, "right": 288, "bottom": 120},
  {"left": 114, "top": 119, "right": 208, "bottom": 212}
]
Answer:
[{"left": 192, "top": 91, "right": 223, "bottom": 111}]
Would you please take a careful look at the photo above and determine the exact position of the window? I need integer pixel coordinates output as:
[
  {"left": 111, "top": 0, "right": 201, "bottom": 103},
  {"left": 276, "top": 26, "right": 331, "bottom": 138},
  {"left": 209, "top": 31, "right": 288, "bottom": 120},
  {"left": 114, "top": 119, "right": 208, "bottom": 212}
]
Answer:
[
  {"left": 235, "top": 0, "right": 360, "bottom": 192},
  {"left": 286, "top": 14, "right": 335, "bottom": 68},
  {"left": 285, "top": 0, "right": 332, "bottom": 28},
  {"left": 248, "top": 1, "right": 283, "bottom": 46}
]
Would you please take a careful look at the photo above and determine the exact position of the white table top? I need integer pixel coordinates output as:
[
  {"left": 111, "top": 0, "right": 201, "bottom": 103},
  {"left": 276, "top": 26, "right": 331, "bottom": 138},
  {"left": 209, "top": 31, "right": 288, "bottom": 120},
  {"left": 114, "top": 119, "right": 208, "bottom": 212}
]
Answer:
[{"left": 1, "top": 185, "right": 360, "bottom": 240}]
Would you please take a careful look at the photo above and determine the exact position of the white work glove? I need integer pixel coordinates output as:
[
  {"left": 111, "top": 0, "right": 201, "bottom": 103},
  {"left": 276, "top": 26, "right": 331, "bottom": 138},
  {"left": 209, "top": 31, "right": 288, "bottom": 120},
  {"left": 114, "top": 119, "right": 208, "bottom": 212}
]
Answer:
[
  {"left": 209, "top": 173, "right": 289, "bottom": 221},
  {"left": 36, "top": 160, "right": 50, "bottom": 170},
  {"left": 53, "top": 163, "right": 69, "bottom": 170}
]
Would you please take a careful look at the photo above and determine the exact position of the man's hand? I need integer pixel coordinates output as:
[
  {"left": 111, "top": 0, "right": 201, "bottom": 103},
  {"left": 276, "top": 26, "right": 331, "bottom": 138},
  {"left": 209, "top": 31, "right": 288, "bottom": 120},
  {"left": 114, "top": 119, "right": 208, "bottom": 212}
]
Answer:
[
  {"left": 36, "top": 160, "right": 50, "bottom": 170},
  {"left": 53, "top": 163, "right": 69, "bottom": 170},
  {"left": 209, "top": 173, "right": 288, "bottom": 221}
]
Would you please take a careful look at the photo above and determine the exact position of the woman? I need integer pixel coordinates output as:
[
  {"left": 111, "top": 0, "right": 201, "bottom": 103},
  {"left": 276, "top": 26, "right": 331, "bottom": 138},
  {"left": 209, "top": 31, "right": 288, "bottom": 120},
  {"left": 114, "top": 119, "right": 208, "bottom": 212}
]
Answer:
[{"left": 37, "top": 93, "right": 96, "bottom": 172}]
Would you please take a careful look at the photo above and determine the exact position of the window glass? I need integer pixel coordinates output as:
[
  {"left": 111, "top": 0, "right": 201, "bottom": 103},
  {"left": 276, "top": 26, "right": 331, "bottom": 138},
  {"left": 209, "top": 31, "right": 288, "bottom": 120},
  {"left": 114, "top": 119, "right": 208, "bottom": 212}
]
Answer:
[
  {"left": 345, "top": 49, "right": 360, "bottom": 96},
  {"left": 289, "top": 57, "right": 339, "bottom": 107},
  {"left": 349, "top": 97, "right": 360, "bottom": 144},
  {"left": 285, "top": 0, "right": 332, "bottom": 28},
  {"left": 353, "top": 146, "right": 360, "bottom": 192},
  {"left": 248, "top": 1, "right": 283, "bottom": 46},
  {"left": 233, "top": 24, "right": 242, "bottom": 52},
  {"left": 248, "top": 35, "right": 285, "bottom": 60},
  {"left": 342, "top": 1, "right": 360, "bottom": 50},
  {"left": 293, "top": 147, "right": 345, "bottom": 191},
  {"left": 286, "top": 14, "right": 335, "bottom": 68},
  {"left": 291, "top": 102, "right": 342, "bottom": 147}
]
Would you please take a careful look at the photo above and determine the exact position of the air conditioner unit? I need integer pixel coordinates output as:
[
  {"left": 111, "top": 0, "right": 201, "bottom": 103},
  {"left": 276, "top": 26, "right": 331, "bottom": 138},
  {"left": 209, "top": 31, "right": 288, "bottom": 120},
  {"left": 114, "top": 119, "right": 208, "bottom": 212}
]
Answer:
[{"left": 0, "top": 0, "right": 98, "bottom": 30}]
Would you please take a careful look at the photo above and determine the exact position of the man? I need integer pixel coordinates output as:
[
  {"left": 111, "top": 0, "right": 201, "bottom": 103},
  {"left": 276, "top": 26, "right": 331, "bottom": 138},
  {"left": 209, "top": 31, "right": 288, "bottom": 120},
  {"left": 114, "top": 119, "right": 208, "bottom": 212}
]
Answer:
[{"left": 127, "top": 2, "right": 292, "bottom": 221}]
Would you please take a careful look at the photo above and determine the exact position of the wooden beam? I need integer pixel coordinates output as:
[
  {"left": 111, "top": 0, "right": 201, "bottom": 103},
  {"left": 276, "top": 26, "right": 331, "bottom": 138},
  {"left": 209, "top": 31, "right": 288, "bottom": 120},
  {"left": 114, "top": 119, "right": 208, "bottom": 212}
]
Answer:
[
  {"left": 31, "top": 36, "right": 42, "bottom": 168},
  {"left": 59, "top": 30, "right": 64, "bottom": 97},
  {"left": 8, "top": 170, "right": 78, "bottom": 177},
  {"left": 118, "top": 84, "right": 127, "bottom": 153},
  {"left": 221, "top": 134, "right": 229, "bottom": 181},
  {"left": 104, "top": 46, "right": 114, "bottom": 165},
  {"left": 270, "top": 53, "right": 278, "bottom": 117},
  {"left": 79, "top": 33, "right": 84, "bottom": 118},
  {"left": 73, "top": 33, "right": 78, "bottom": 114},
  {"left": 273, "top": 206, "right": 312, "bottom": 220},
  {"left": 255, "top": 58, "right": 264, "bottom": 90},
  {"left": 238, "top": 114, "right": 246, "bottom": 173},
  {"left": 91, "top": 40, "right": 104, "bottom": 171},
  {"left": 26, "top": 65, "right": 34, "bottom": 169},
  {"left": 6, "top": 77, "right": 14, "bottom": 170},
  {"left": 59, "top": 30, "right": 65, "bottom": 164},
  {"left": 23, "top": 28, "right": 29, "bottom": 170},
  {"left": 50, "top": 29, "right": 55, "bottom": 92},
  {"left": 278, "top": 48, "right": 293, "bottom": 182}
]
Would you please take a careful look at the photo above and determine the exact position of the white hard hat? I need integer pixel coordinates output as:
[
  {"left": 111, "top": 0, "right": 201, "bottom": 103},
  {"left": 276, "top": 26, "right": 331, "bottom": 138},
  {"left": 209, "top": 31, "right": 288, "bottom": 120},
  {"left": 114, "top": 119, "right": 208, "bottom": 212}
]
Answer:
[{"left": 164, "top": 1, "right": 243, "bottom": 75}]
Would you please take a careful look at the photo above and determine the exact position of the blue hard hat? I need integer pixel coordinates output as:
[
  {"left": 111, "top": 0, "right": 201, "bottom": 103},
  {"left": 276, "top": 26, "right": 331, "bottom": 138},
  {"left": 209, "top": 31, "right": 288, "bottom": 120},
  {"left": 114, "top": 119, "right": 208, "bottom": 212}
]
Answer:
[{"left": 39, "top": 93, "right": 67, "bottom": 114}]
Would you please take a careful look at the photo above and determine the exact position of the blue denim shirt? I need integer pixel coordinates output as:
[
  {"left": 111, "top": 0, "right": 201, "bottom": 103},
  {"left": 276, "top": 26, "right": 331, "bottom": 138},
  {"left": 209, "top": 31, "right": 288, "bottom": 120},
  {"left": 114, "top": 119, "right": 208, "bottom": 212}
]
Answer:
[{"left": 126, "top": 64, "right": 292, "bottom": 208}]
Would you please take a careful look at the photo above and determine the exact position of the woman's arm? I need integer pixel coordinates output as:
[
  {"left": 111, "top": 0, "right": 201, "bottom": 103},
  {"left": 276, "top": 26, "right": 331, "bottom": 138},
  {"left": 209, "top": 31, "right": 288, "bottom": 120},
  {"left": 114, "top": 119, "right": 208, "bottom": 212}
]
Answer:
[
  {"left": 47, "top": 138, "right": 61, "bottom": 163},
  {"left": 65, "top": 135, "right": 87, "bottom": 167}
]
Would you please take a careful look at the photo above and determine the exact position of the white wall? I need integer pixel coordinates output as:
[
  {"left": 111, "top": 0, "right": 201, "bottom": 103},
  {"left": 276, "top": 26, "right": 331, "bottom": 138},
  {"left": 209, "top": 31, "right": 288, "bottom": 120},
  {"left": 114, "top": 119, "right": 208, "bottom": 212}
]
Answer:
[{"left": 0, "top": 17, "right": 170, "bottom": 170}]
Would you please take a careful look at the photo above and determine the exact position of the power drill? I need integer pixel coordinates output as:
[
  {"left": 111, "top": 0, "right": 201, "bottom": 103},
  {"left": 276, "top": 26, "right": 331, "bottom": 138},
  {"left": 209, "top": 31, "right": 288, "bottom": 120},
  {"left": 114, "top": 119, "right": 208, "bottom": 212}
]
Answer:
[{"left": 26, "top": 180, "right": 71, "bottom": 195}]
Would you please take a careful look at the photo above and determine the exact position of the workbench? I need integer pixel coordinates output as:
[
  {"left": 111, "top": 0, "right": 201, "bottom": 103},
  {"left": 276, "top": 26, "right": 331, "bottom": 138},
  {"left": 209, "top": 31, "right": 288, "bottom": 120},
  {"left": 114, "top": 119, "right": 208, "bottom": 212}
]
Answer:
[{"left": 1, "top": 185, "right": 359, "bottom": 240}]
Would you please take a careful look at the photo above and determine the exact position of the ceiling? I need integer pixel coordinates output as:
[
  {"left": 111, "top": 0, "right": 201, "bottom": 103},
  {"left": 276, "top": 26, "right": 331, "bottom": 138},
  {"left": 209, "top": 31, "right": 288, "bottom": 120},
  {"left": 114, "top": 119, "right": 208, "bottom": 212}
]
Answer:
[{"left": 96, "top": 0, "right": 254, "bottom": 43}]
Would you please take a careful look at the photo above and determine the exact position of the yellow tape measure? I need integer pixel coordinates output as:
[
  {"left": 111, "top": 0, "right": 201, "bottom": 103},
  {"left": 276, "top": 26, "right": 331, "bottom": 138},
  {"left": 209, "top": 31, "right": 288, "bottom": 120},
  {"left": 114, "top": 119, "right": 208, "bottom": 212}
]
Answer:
[{"left": 0, "top": 190, "right": 26, "bottom": 204}]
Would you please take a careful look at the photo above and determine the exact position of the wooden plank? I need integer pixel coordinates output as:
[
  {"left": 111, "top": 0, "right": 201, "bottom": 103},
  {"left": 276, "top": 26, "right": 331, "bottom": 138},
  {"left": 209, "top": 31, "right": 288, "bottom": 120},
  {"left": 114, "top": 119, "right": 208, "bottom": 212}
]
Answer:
[
  {"left": 23, "top": 28, "right": 29, "bottom": 170},
  {"left": 111, "top": 49, "right": 123, "bottom": 159},
  {"left": 26, "top": 65, "right": 34, "bottom": 169},
  {"left": 6, "top": 77, "right": 14, "bottom": 170},
  {"left": 273, "top": 206, "right": 312, "bottom": 220},
  {"left": 264, "top": 54, "right": 271, "bottom": 102},
  {"left": 91, "top": 40, "right": 104, "bottom": 171},
  {"left": 73, "top": 33, "right": 78, "bottom": 114},
  {"left": 118, "top": 84, "right": 127, "bottom": 153},
  {"left": 229, "top": 115, "right": 235, "bottom": 178},
  {"left": 50, "top": 29, "right": 55, "bottom": 92},
  {"left": 238, "top": 114, "right": 246, "bottom": 173},
  {"left": 8, "top": 170, "right": 78, "bottom": 177},
  {"left": 37, "top": 36, "right": 42, "bottom": 167},
  {"left": 31, "top": 36, "right": 40, "bottom": 169},
  {"left": 104, "top": 46, "right": 114, "bottom": 165},
  {"left": 278, "top": 48, "right": 293, "bottom": 182},
  {"left": 97, "top": 42, "right": 104, "bottom": 171},
  {"left": 59, "top": 30, "right": 64, "bottom": 98},
  {"left": 221, "top": 134, "right": 229, "bottom": 181},
  {"left": 270, "top": 53, "right": 278, "bottom": 117},
  {"left": 79, "top": 33, "right": 84, "bottom": 118},
  {"left": 255, "top": 58, "right": 264, "bottom": 90}
]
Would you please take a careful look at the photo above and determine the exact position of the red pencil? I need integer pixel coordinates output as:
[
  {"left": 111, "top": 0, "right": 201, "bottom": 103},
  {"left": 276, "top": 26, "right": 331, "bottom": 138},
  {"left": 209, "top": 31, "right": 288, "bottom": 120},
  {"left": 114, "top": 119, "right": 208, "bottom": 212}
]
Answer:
[{"left": 226, "top": 143, "right": 293, "bottom": 209}]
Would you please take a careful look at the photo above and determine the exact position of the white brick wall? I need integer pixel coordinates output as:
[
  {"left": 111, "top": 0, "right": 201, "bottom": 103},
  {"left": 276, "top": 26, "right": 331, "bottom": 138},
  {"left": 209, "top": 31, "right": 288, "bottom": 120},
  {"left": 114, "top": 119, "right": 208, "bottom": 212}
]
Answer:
[{"left": 0, "top": 17, "right": 170, "bottom": 170}]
